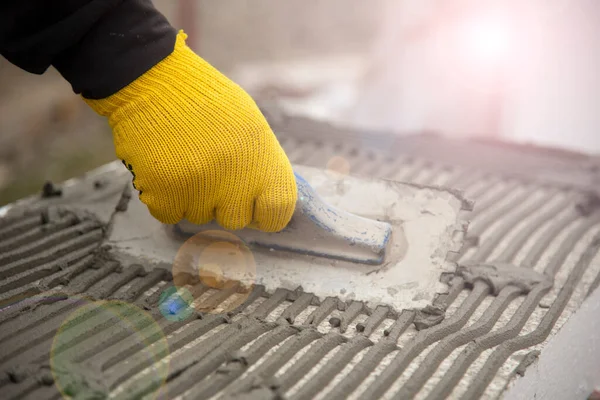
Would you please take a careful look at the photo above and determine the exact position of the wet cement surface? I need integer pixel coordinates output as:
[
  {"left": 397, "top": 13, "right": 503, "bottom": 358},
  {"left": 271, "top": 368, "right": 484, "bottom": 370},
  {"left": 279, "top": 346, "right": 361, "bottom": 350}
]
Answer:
[{"left": 1, "top": 121, "right": 600, "bottom": 399}]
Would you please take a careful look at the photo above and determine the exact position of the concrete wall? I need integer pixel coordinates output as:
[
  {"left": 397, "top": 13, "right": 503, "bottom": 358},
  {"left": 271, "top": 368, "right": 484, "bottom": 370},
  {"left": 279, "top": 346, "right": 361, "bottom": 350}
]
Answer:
[
  {"left": 154, "top": 0, "right": 383, "bottom": 71},
  {"left": 504, "top": 285, "right": 600, "bottom": 400},
  {"left": 504, "top": 0, "right": 600, "bottom": 154},
  {"left": 351, "top": 0, "right": 600, "bottom": 154}
]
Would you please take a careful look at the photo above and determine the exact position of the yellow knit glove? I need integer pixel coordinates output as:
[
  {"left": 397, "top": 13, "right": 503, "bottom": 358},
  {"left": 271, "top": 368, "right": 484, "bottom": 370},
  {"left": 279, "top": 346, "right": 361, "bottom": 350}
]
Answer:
[{"left": 84, "top": 31, "right": 296, "bottom": 232}]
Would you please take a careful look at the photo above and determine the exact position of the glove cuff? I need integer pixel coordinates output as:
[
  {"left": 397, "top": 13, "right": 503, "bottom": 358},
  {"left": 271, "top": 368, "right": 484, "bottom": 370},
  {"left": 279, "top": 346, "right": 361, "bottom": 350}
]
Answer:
[{"left": 83, "top": 30, "right": 194, "bottom": 117}]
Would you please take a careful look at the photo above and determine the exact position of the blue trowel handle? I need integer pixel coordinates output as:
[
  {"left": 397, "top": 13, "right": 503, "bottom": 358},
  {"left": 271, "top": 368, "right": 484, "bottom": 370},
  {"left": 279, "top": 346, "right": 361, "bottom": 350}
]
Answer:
[{"left": 283, "top": 173, "right": 392, "bottom": 265}]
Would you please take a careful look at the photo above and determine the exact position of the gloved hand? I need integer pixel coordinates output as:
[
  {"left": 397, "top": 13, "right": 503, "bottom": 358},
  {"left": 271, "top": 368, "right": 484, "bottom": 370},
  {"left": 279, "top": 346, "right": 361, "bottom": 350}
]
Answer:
[{"left": 84, "top": 31, "right": 296, "bottom": 232}]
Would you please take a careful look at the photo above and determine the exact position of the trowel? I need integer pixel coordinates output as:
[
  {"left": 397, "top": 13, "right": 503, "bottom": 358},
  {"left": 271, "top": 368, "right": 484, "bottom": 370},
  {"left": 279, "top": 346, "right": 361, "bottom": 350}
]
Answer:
[
  {"left": 171, "top": 165, "right": 467, "bottom": 310},
  {"left": 177, "top": 173, "right": 392, "bottom": 266}
]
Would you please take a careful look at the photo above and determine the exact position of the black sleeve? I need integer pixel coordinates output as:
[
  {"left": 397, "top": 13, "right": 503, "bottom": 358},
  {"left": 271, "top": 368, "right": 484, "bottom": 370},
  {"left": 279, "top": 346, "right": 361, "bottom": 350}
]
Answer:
[{"left": 0, "top": 0, "right": 177, "bottom": 99}]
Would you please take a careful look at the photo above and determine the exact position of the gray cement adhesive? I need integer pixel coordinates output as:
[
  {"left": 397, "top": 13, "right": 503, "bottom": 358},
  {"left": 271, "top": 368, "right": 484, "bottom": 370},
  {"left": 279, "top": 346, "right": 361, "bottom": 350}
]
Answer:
[
  {"left": 1, "top": 119, "right": 600, "bottom": 399},
  {"left": 108, "top": 165, "right": 470, "bottom": 312}
]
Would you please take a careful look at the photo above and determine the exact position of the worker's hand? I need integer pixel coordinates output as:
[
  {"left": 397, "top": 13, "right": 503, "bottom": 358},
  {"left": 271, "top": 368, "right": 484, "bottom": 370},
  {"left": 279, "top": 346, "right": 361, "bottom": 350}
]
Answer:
[{"left": 84, "top": 31, "right": 296, "bottom": 232}]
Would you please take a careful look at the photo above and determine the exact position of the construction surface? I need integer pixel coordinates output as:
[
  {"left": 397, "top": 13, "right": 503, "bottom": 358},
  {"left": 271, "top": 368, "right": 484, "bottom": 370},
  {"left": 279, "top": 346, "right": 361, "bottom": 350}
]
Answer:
[{"left": 1, "top": 115, "right": 600, "bottom": 399}]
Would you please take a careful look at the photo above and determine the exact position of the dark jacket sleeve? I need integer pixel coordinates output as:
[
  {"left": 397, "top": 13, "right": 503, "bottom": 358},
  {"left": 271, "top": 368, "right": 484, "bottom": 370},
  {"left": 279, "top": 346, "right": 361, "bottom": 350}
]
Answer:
[{"left": 0, "top": 0, "right": 177, "bottom": 99}]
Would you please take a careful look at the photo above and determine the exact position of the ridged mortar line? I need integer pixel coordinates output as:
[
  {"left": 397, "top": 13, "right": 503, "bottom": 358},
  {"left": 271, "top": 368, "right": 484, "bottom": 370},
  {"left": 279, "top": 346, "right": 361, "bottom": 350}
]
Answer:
[
  {"left": 183, "top": 326, "right": 299, "bottom": 400},
  {"left": 294, "top": 144, "right": 322, "bottom": 167},
  {"left": 0, "top": 215, "right": 41, "bottom": 241},
  {"left": 69, "top": 307, "right": 162, "bottom": 364},
  {"left": 585, "top": 267, "right": 600, "bottom": 298},
  {"left": 304, "top": 297, "right": 338, "bottom": 326},
  {"left": 0, "top": 220, "right": 100, "bottom": 265},
  {"left": 337, "top": 144, "right": 371, "bottom": 171},
  {"left": 142, "top": 282, "right": 174, "bottom": 308},
  {"left": 286, "top": 142, "right": 311, "bottom": 165},
  {"left": 395, "top": 286, "right": 522, "bottom": 398},
  {"left": 89, "top": 264, "right": 145, "bottom": 299},
  {"left": 0, "top": 301, "right": 106, "bottom": 366},
  {"left": 383, "top": 310, "right": 416, "bottom": 341},
  {"left": 278, "top": 293, "right": 314, "bottom": 324},
  {"left": 37, "top": 253, "right": 97, "bottom": 290},
  {"left": 326, "top": 336, "right": 400, "bottom": 400},
  {"left": 113, "top": 269, "right": 168, "bottom": 303},
  {"left": 222, "top": 328, "right": 322, "bottom": 397},
  {"left": 228, "top": 285, "right": 266, "bottom": 317},
  {"left": 243, "top": 325, "right": 301, "bottom": 363},
  {"left": 402, "top": 164, "right": 433, "bottom": 185},
  {"left": 0, "top": 293, "right": 76, "bottom": 340},
  {"left": 103, "top": 315, "right": 226, "bottom": 390},
  {"left": 358, "top": 150, "right": 386, "bottom": 176},
  {"left": 470, "top": 189, "right": 562, "bottom": 262},
  {"left": 298, "top": 142, "right": 338, "bottom": 168},
  {"left": 0, "top": 214, "right": 78, "bottom": 253},
  {"left": 461, "top": 232, "right": 600, "bottom": 400},
  {"left": 397, "top": 158, "right": 429, "bottom": 182},
  {"left": 277, "top": 332, "right": 347, "bottom": 393},
  {"left": 20, "top": 384, "right": 59, "bottom": 400},
  {"left": 0, "top": 245, "right": 96, "bottom": 296},
  {"left": 544, "top": 215, "right": 600, "bottom": 277},
  {"left": 251, "top": 288, "right": 289, "bottom": 320},
  {"left": 544, "top": 216, "right": 600, "bottom": 276},
  {"left": 88, "top": 311, "right": 196, "bottom": 371},
  {"left": 498, "top": 196, "right": 576, "bottom": 264},
  {"left": 363, "top": 154, "right": 395, "bottom": 177},
  {"left": 0, "top": 230, "right": 103, "bottom": 280},
  {"left": 521, "top": 212, "right": 581, "bottom": 268},
  {"left": 197, "top": 283, "right": 240, "bottom": 313},
  {"left": 0, "top": 211, "right": 38, "bottom": 226},
  {"left": 290, "top": 335, "right": 373, "bottom": 400},
  {"left": 335, "top": 301, "right": 364, "bottom": 333},
  {"left": 8, "top": 304, "right": 134, "bottom": 372},
  {"left": 468, "top": 181, "right": 521, "bottom": 220},
  {"left": 432, "top": 277, "right": 465, "bottom": 309},
  {"left": 67, "top": 260, "right": 120, "bottom": 294},
  {"left": 357, "top": 306, "right": 389, "bottom": 337},
  {"left": 42, "top": 302, "right": 150, "bottom": 363},
  {"left": 358, "top": 283, "right": 490, "bottom": 400},
  {"left": 150, "top": 318, "right": 248, "bottom": 394},
  {"left": 0, "top": 287, "right": 42, "bottom": 311},
  {"left": 413, "top": 164, "right": 445, "bottom": 186},
  {"left": 418, "top": 164, "right": 447, "bottom": 186},
  {"left": 425, "top": 282, "right": 553, "bottom": 400},
  {"left": 380, "top": 156, "right": 411, "bottom": 180},
  {"left": 0, "top": 265, "right": 62, "bottom": 295},
  {"left": 467, "top": 188, "right": 533, "bottom": 240},
  {"left": 188, "top": 282, "right": 210, "bottom": 299},
  {"left": 444, "top": 170, "right": 487, "bottom": 191},
  {"left": 432, "top": 166, "right": 460, "bottom": 186},
  {"left": 175, "top": 320, "right": 278, "bottom": 400},
  {"left": 374, "top": 156, "right": 412, "bottom": 180},
  {"left": 2, "top": 376, "right": 40, "bottom": 400},
  {"left": 456, "top": 184, "right": 524, "bottom": 258}
]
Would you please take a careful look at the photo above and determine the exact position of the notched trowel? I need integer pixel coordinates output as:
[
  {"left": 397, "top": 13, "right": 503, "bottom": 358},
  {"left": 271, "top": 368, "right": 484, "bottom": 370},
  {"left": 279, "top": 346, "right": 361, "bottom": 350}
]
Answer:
[{"left": 171, "top": 165, "right": 469, "bottom": 310}]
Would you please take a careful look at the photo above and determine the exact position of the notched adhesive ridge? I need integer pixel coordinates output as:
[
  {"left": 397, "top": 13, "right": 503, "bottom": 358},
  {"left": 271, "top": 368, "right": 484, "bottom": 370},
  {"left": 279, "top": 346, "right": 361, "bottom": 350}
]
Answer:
[{"left": 457, "top": 262, "right": 553, "bottom": 296}]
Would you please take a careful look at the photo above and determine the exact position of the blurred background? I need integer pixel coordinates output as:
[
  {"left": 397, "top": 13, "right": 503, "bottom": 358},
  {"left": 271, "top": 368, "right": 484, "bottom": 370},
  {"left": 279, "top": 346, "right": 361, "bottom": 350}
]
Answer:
[{"left": 1, "top": 0, "right": 599, "bottom": 205}]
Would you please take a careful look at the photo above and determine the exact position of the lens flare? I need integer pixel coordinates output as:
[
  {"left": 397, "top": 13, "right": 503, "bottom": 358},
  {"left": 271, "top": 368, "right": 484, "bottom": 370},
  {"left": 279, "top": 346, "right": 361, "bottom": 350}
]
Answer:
[
  {"left": 158, "top": 286, "right": 195, "bottom": 321},
  {"left": 51, "top": 298, "right": 169, "bottom": 399},
  {"left": 172, "top": 230, "right": 256, "bottom": 314},
  {"left": 461, "top": 13, "right": 512, "bottom": 65},
  {"left": 326, "top": 156, "right": 351, "bottom": 178}
]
